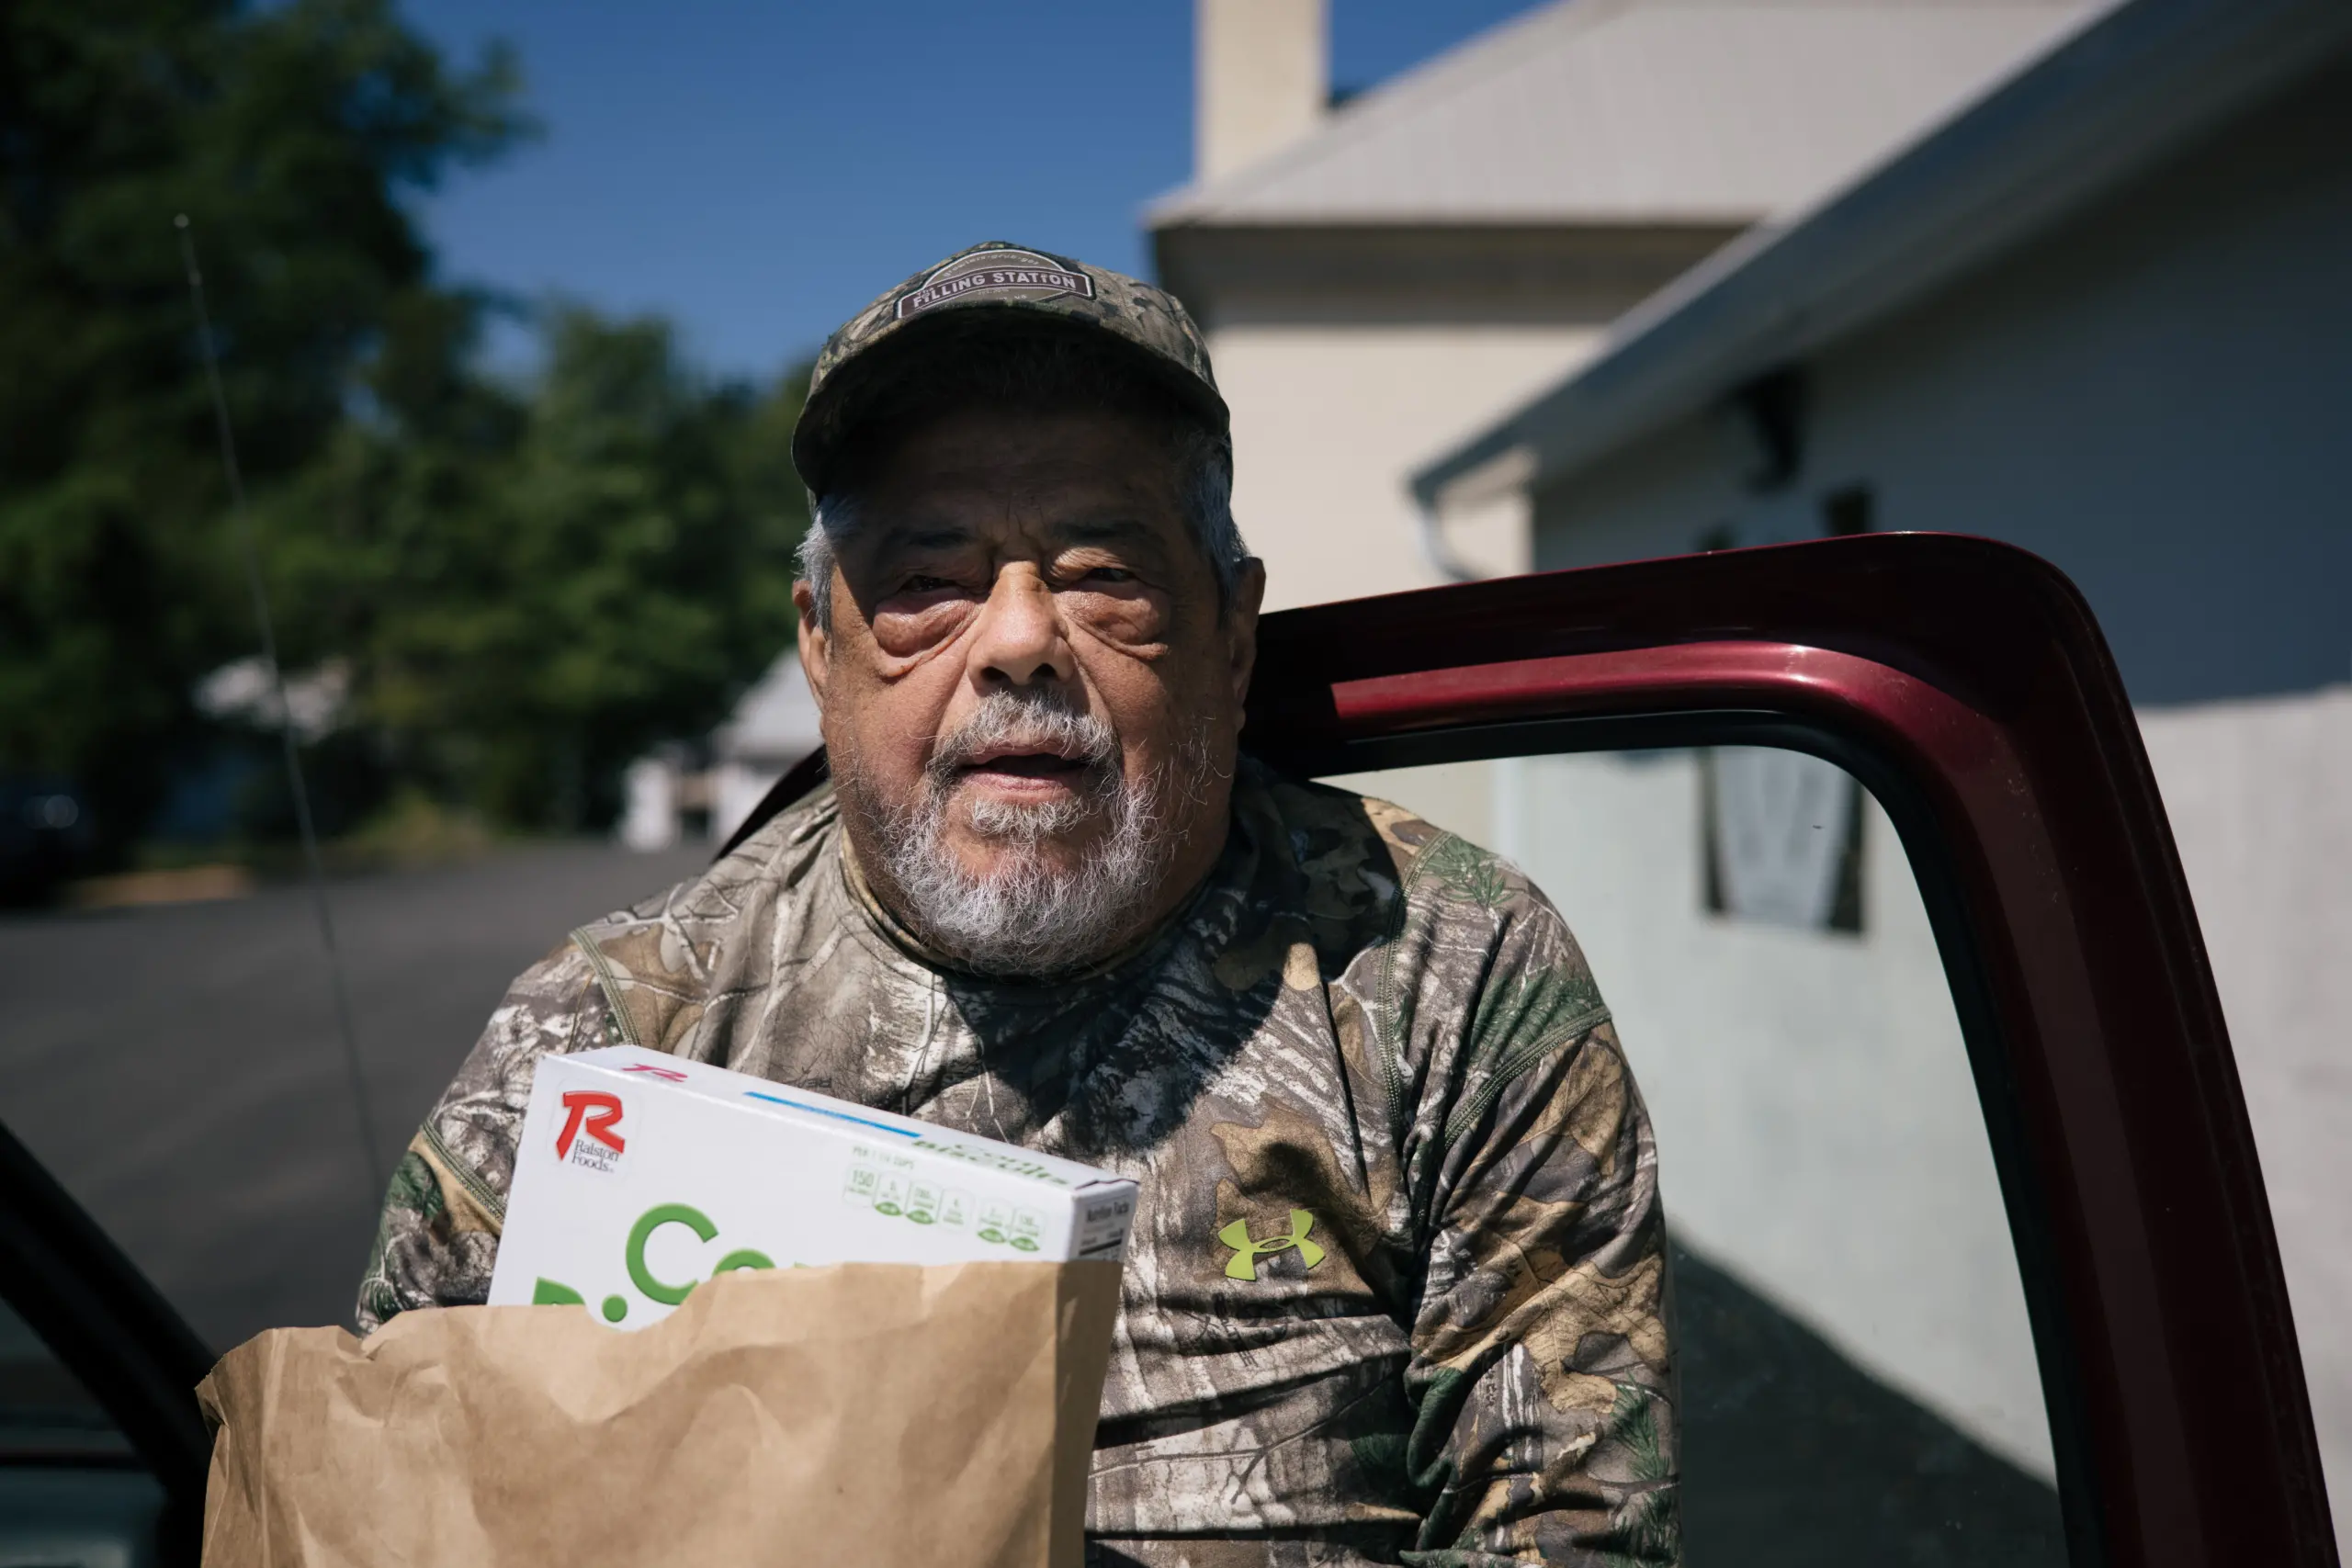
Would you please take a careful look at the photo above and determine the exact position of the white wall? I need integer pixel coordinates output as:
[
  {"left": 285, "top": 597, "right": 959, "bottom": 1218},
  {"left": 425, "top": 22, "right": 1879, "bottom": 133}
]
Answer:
[
  {"left": 1483, "top": 751, "right": 2055, "bottom": 1479},
  {"left": 2138, "top": 688, "right": 2352, "bottom": 1524},
  {"left": 1348, "top": 686, "right": 2352, "bottom": 1510},
  {"left": 1812, "top": 58, "right": 2352, "bottom": 707},
  {"left": 1516, "top": 61, "right": 2352, "bottom": 1530},
  {"left": 619, "top": 759, "right": 679, "bottom": 852},
  {"left": 1534, "top": 57, "right": 2352, "bottom": 706}
]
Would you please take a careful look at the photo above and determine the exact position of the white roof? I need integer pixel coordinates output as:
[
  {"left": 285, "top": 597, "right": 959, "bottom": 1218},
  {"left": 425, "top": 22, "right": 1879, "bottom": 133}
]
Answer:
[
  {"left": 1411, "top": 0, "right": 2352, "bottom": 501},
  {"left": 1149, "top": 0, "right": 2112, "bottom": 229},
  {"left": 713, "top": 649, "right": 824, "bottom": 767}
]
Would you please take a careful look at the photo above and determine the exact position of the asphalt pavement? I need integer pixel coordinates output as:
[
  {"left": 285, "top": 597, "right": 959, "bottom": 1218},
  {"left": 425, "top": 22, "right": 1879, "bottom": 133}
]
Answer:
[{"left": 0, "top": 841, "right": 709, "bottom": 1352}]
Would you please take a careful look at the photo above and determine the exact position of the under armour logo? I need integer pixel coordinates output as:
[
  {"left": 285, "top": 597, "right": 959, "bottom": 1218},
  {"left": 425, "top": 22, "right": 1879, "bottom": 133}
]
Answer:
[{"left": 1219, "top": 1210, "right": 1325, "bottom": 1281}]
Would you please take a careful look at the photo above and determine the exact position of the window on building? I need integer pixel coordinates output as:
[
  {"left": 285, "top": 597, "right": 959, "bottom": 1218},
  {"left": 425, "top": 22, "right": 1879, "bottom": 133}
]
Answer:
[{"left": 1702, "top": 748, "right": 1865, "bottom": 933}]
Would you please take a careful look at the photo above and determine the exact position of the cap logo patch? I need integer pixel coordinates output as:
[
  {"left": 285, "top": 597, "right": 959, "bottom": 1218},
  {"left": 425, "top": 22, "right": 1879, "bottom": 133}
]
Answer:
[{"left": 895, "top": 248, "right": 1094, "bottom": 320}]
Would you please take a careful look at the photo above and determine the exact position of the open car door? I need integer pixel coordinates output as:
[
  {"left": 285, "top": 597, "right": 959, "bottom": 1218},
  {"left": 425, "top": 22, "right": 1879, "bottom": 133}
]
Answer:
[
  {"left": 0, "top": 1117, "right": 210, "bottom": 1565},
  {"left": 714, "top": 530, "right": 2332, "bottom": 1566},
  {"left": 1231, "top": 531, "right": 2333, "bottom": 1568}
]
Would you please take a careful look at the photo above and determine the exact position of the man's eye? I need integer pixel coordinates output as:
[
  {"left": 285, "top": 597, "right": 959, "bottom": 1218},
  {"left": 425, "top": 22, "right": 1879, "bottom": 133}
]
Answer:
[
  {"left": 899, "top": 574, "right": 962, "bottom": 594},
  {"left": 1077, "top": 567, "right": 1136, "bottom": 585}
]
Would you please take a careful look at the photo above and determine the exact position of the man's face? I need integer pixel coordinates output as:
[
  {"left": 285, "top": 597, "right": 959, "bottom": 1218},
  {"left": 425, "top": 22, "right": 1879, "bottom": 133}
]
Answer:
[{"left": 796, "top": 403, "right": 1263, "bottom": 974}]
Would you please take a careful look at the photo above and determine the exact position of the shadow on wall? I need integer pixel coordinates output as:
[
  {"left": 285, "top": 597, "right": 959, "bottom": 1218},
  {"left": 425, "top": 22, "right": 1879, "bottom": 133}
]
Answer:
[{"left": 1674, "top": 1237, "right": 2065, "bottom": 1566}]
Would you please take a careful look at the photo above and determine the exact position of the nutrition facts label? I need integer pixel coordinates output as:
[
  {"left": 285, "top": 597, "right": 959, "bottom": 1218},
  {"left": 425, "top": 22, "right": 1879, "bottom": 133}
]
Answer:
[
  {"left": 842, "top": 1160, "right": 1044, "bottom": 1249},
  {"left": 977, "top": 1198, "right": 1045, "bottom": 1252}
]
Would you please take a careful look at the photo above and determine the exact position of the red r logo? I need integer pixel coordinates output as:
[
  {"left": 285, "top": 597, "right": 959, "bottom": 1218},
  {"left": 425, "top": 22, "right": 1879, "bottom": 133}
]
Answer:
[{"left": 556, "top": 1090, "right": 626, "bottom": 1158}]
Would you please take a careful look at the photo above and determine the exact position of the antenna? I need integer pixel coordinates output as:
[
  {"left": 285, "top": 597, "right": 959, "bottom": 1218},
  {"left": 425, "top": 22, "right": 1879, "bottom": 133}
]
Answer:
[{"left": 175, "top": 214, "right": 386, "bottom": 1203}]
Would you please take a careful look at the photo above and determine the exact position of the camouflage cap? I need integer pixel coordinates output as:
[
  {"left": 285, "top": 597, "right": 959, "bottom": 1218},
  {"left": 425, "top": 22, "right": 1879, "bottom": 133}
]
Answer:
[{"left": 791, "top": 240, "right": 1227, "bottom": 499}]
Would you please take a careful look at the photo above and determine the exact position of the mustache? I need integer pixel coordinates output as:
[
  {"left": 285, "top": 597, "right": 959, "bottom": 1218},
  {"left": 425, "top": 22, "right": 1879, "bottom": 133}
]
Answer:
[{"left": 926, "top": 690, "right": 1120, "bottom": 784}]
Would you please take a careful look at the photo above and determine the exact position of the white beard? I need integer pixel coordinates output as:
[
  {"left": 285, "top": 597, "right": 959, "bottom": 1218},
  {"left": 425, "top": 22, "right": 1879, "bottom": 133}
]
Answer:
[{"left": 836, "top": 690, "right": 1206, "bottom": 977}]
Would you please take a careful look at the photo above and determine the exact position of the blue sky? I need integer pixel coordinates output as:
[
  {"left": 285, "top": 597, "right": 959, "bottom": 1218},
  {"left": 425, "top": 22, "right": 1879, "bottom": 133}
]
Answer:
[{"left": 400, "top": 1, "right": 1542, "bottom": 380}]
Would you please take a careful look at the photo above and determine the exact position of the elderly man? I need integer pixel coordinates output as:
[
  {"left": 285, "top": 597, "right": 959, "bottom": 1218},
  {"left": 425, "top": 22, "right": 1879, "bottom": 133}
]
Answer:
[{"left": 359, "top": 243, "right": 1678, "bottom": 1566}]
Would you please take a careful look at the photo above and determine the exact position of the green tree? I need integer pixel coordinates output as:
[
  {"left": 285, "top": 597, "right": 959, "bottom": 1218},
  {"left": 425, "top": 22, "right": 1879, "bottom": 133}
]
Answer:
[
  {"left": 275, "top": 309, "right": 809, "bottom": 832},
  {"left": 0, "top": 0, "right": 523, "bottom": 854}
]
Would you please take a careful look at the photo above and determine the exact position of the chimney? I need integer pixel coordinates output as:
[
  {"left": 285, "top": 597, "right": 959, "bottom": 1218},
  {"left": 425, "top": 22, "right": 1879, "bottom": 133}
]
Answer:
[{"left": 1195, "top": 0, "right": 1329, "bottom": 183}]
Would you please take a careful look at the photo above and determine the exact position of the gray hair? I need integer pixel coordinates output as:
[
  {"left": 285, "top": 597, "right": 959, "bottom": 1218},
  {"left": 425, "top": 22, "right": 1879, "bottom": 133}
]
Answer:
[{"left": 797, "top": 419, "right": 1246, "bottom": 629}]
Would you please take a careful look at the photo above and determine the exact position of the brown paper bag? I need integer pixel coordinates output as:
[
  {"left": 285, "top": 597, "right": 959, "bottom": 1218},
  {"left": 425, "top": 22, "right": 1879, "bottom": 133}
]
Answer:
[{"left": 197, "top": 1261, "right": 1121, "bottom": 1567}]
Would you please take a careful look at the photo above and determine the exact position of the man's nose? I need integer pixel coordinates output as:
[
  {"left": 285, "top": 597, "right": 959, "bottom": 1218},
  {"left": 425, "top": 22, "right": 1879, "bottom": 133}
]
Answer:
[{"left": 968, "top": 564, "right": 1075, "bottom": 687}]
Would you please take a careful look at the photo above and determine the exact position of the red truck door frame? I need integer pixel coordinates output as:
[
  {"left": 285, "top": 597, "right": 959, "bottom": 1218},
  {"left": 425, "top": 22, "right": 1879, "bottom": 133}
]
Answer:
[{"left": 1239, "top": 532, "right": 2332, "bottom": 1568}]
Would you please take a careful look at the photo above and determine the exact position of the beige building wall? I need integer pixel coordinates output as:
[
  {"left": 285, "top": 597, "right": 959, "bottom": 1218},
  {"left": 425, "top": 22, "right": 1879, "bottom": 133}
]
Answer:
[
  {"left": 1194, "top": 0, "right": 1326, "bottom": 184},
  {"left": 1217, "top": 321, "right": 1607, "bottom": 852},
  {"left": 1215, "top": 323, "right": 1597, "bottom": 612}
]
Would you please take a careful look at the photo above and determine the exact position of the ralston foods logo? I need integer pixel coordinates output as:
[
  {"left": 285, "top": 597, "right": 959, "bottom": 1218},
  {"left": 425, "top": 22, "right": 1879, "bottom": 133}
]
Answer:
[
  {"left": 895, "top": 247, "right": 1093, "bottom": 321},
  {"left": 555, "top": 1089, "right": 626, "bottom": 1172}
]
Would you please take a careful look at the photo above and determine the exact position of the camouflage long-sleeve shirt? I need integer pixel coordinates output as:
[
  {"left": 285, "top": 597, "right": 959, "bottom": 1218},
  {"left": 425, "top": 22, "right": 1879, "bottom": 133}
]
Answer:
[{"left": 359, "top": 763, "right": 1679, "bottom": 1565}]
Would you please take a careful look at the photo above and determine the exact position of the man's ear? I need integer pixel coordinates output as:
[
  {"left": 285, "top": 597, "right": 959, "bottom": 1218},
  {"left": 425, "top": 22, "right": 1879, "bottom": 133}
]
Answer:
[
  {"left": 794, "top": 581, "right": 830, "bottom": 714},
  {"left": 1225, "top": 558, "right": 1267, "bottom": 708}
]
